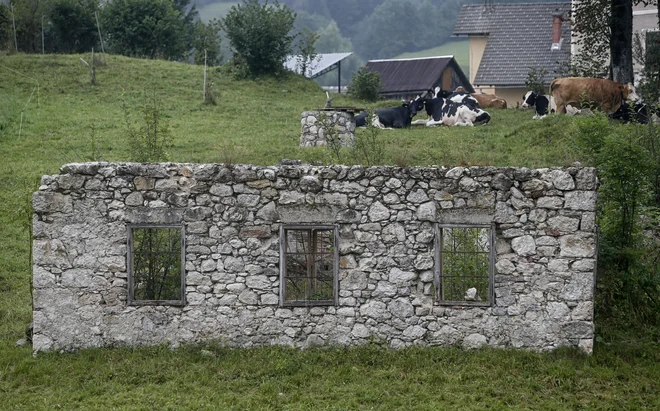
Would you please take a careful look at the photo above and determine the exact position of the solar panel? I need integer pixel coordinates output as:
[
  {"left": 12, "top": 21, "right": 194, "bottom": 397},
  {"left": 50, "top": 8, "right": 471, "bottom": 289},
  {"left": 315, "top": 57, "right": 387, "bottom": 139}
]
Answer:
[{"left": 284, "top": 52, "right": 353, "bottom": 79}]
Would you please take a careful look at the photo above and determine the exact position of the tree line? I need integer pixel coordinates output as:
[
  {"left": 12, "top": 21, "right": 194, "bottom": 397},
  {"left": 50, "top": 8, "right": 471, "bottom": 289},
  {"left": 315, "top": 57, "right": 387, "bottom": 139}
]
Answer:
[{"left": 0, "top": 0, "right": 222, "bottom": 64}]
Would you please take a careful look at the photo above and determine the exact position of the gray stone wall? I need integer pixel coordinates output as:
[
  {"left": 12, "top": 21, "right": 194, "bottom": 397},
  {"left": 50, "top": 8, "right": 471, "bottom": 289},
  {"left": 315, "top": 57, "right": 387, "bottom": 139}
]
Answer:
[
  {"left": 32, "top": 163, "right": 597, "bottom": 353},
  {"left": 300, "top": 111, "right": 356, "bottom": 147}
]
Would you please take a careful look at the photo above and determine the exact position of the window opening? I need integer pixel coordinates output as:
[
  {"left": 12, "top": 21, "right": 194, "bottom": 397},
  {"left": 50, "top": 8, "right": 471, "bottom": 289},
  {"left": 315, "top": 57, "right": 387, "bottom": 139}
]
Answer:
[
  {"left": 280, "top": 225, "right": 338, "bottom": 306},
  {"left": 128, "top": 225, "right": 185, "bottom": 305},
  {"left": 435, "top": 224, "right": 494, "bottom": 306}
]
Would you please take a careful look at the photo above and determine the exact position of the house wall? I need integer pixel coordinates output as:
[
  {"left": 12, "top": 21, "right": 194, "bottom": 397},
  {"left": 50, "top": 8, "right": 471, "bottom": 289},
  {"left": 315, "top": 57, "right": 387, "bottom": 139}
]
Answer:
[
  {"left": 633, "top": 5, "right": 659, "bottom": 75},
  {"left": 32, "top": 162, "right": 597, "bottom": 353},
  {"left": 494, "top": 87, "right": 529, "bottom": 108},
  {"left": 469, "top": 37, "right": 488, "bottom": 83},
  {"left": 468, "top": 87, "right": 527, "bottom": 108}
]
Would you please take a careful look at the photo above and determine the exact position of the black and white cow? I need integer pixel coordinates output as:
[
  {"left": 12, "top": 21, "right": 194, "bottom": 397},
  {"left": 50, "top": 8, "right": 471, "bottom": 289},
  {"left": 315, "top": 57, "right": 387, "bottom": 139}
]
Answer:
[
  {"left": 422, "top": 87, "right": 490, "bottom": 127},
  {"left": 446, "top": 91, "right": 479, "bottom": 110},
  {"left": 522, "top": 91, "right": 556, "bottom": 119},
  {"left": 610, "top": 101, "right": 651, "bottom": 124},
  {"left": 355, "top": 111, "right": 368, "bottom": 127},
  {"left": 371, "top": 95, "right": 424, "bottom": 129}
]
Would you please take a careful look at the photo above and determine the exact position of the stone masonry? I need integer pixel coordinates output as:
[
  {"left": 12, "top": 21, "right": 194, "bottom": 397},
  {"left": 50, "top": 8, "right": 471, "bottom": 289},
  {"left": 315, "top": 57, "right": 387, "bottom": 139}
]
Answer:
[
  {"left": 300, "top": 111, "right": 356, "bottom": 147},
  {"left": 33, "top": 163, "right": 597, "bottom": 353}
]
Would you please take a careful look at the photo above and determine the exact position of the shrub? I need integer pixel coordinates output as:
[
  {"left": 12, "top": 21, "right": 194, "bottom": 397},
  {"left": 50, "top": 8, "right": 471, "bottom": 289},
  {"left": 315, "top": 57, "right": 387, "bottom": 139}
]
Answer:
[
  {"left": 102, "top": 0, "right": 188, "bottom": 60},
  {"left": 123, "top": 94, "right": 173, "bottom": 162},
  {"left": 221, "top": 0, "right": 296, "bottom": 78},
  {"left": 347, "top": 67, "right": 381, "bottom": 102},
  {"left": 525, "top": 67, "right": 548, "bottom": 95},
  {"left": 49, "top": 0, "right": 99, "bottom": 53},
  {"left": 573, "top": 114, "right": 660, "bottom": 325}
]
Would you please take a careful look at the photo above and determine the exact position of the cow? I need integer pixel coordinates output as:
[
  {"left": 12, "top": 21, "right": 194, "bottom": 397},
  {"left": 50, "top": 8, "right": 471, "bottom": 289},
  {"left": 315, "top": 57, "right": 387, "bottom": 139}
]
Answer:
[
  {"left": 609, "top": 101, "right": 651, "bottom": 124},
  {"left": 371, "top": 95, "right": 424, "bottom": 129},
  {"left": 423, "top": 87, "right": 491, "bottom": 127},
  {"left": 521, "top": 91, "right": 556, "bottom": 119},
  {"left": 355, "top": 111, "right": 368, "bottom": 127},
  {"left": 472, "top": 93, "right": 507, "bottom": 109},
  {"left": 446, "top": 90, "right": 479, "bottom": 109},
  {"left": 550, "top": 77, "right": 640, "bottom": 114}
]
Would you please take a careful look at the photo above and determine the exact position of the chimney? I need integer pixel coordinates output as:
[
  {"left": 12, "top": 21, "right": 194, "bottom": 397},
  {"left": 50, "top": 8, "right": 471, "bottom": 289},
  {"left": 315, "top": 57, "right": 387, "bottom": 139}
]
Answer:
[{"left": 551, "top": 13, "right": 564, "bottom": 50}]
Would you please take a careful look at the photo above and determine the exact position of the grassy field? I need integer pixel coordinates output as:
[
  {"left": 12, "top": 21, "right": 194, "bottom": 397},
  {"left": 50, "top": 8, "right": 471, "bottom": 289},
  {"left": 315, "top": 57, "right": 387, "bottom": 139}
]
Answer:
[
  {"left": 396, "top": 40, "right": 470, "bottom": 77},
  {"left": 0, "top": 53, "right": 658, "bottom": 409}
]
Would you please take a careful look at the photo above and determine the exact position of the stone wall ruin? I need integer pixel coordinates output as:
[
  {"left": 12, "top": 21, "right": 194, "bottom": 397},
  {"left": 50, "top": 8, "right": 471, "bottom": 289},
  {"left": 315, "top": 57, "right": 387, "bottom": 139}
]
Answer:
[{"left": 32, "top": 162, "right": 597, "bottom": 353}]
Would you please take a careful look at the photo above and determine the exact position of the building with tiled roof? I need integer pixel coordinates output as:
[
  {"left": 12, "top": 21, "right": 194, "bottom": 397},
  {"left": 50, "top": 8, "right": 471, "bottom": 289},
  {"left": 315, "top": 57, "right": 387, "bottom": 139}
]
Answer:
[
  {"left": 453, "top": 2, "right": 571, "bottom": 107},
  {"left": 365, "top": 56, "right": 473, "bottom": 101}
]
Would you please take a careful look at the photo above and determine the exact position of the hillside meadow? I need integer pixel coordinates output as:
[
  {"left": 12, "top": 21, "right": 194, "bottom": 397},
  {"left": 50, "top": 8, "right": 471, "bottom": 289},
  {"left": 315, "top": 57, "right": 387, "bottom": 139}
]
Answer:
[{"left": 0, "top": 53, "right": 658, "bottom": 409}]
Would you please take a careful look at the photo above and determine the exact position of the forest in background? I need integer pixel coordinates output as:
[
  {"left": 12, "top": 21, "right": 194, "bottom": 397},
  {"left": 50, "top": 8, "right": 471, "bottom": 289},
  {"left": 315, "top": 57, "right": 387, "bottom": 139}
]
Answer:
[{"left": 197, "top": 0, "right": 555, "bottom": 85}]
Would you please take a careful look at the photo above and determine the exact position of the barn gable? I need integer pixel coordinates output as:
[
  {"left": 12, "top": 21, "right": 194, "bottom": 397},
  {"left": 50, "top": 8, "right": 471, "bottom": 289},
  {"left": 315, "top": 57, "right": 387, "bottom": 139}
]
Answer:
[{"left": 365, "top": 56, "right": 474, "bottom": 100}]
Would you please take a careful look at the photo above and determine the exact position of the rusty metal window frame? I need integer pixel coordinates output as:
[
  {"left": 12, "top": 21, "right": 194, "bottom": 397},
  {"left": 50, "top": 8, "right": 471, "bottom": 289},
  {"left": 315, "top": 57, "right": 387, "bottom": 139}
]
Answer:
[
  {"left": 279, "top": 224, "right": 338, "bottom": 307},
  {"left": 127, "top": 225, "right": 186, "bottom": 306},
  {"left": 434, "top": 223, "right": 494, "bottom": 306}
]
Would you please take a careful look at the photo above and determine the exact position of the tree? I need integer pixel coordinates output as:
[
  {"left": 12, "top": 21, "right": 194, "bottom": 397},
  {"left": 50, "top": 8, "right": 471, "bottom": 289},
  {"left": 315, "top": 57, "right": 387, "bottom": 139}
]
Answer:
[
  {"left": 354, "top": 0, "right": 420, "bottom": 59},
  {"left": 49, "top": 0, "right": 99, "bottom": 53},
  {"left": 313, "top": 20, "right": 362, "bottom": 86},
  {"left": 294, "top": 27, "right": 319, "bottom": 77},
  {"left": 610, "top": 0, "right": 634, "bottom": 83},
  {"left": 0, "top": 3, "right": 11, "bottom": 51},
  {"left": 221, "top": 0, "right": 297, "bottom": 78},
  {"left": 347, "top": 66, "right": 381, "bottom": 101},
  {"left": 192, "top": 18, "right": 222, "bottom": 66},
  {"left": 572, "top": 0, "right": 658, "bottom": 83},
  {"left": 10, "top": 0, "right": 50, "bottom": 53},
  {"left": 172, "top": 0, "right": 198, "bottom": 54},
  {"left": 101, "top": 0, "right": 188, "bottom": 60}
]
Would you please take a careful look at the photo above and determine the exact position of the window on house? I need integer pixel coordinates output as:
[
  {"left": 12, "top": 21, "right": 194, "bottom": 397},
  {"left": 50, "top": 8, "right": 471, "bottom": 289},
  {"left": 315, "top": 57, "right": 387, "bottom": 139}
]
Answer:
[
  {"left": 128, "top": 225, "right": 185, "bottom": 305},
  {"left": 280, "top": 225, "right": 338, "bottom": 306},
  {"left": 435, "top": 224, "right": 494, "bottom": 306}
]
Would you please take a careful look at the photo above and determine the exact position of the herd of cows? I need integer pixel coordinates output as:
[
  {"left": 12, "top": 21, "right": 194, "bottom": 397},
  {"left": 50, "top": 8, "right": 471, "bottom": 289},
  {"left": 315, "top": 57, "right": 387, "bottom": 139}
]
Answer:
[{"left": 354, "top": 77, "right": 651, "bottom": 129}]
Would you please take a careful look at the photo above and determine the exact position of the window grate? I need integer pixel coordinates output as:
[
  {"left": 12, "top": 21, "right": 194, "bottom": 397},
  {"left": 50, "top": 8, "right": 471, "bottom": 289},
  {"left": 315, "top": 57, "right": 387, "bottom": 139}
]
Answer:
[
  {"left": 280, "top": 225, "right": 337, "bottom": 306},
  {"left": 436, "top": 224, "right": 494, "bottom": 306},
  {"left": 128, "top": 225, "right": 185, "bottom": 305}
]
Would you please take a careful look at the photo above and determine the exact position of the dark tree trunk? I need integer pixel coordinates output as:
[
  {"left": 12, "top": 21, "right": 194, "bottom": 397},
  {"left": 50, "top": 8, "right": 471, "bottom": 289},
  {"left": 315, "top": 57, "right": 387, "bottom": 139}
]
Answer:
[{"left": 610, "top": 0, "right": 634, "bottom": 83}]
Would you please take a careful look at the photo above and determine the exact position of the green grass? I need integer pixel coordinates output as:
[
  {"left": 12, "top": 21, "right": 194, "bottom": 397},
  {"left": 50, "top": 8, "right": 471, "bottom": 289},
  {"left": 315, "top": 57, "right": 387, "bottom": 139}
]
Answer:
[
  {"left": 396, "top": 40, "right": 470, "bottom": 77},
  {"left": 0, "top": 53, "right": 658, "bottom": 409},
  {"left": 1, "top": 343, "right": 659, "bottom": 409}
]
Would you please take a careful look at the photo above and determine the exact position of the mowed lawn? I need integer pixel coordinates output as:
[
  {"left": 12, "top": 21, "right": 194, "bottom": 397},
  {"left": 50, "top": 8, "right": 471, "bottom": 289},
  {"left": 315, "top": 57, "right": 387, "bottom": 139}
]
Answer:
[{"left": 0, "top": 53, "right": 658, "bottom": 410}]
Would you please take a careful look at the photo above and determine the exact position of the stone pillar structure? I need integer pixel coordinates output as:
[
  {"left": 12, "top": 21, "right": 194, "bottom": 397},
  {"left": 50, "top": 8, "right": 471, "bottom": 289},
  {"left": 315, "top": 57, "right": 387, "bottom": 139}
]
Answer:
[{"left": 300, "top": 111, "right": 356, "bottom": 147}]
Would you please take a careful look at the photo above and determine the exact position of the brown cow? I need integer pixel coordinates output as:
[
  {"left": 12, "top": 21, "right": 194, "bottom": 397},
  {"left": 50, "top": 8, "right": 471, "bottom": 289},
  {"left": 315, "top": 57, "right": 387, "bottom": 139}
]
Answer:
[
  {"left": 550, "top": 77, "right": 639, "bottom": 114},
  {"left": 472, "top": 93, "right": 508, "bottom": 109}
]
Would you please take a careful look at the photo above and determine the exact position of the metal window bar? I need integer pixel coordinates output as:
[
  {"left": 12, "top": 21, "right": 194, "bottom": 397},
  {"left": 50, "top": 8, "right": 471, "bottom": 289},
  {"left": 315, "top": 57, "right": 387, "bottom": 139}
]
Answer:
[
  {"left": 435, "top": 224, "right": 494, "bottom": 306},
  {"left": 280, "top": 225, "right": 337, "bottom": 306},
  {"left": 128, "top": 225, "right": 185, "bottom": 306}
]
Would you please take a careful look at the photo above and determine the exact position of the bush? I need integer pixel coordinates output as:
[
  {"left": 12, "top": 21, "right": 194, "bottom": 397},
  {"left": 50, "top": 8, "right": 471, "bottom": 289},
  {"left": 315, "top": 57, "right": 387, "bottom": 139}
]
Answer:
[
  {"left": 525, "top": 67, "right": 548, "bottom": 95},
  {"left": 102, "top": 0, "right": 188, "bottom": 60},
  {"left": 347, "top": 67, "right": 381, "bottom": 102},
  {"left": 572, "top": 114, "right": 660, "bottom": 325},
  {"left": 221, "top": 0, "right": 296, "bottom": 78},
  {"left": 123, "top": 94, "right": 173, "bottom": 162},
  {"left": 49, "top": 0, "right": 99, "bottom": 53}
]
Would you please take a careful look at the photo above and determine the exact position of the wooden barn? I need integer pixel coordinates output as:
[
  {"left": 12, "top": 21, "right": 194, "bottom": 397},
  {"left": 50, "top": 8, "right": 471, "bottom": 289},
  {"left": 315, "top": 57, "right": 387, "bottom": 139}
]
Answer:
[{"left": 365, "top": 56, "right": 473, "bottom": 100}]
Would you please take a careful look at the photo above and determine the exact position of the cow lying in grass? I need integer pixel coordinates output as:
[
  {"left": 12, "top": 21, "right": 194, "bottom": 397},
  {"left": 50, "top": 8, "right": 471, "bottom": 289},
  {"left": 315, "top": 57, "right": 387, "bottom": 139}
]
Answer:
[
  {"left": 421, "top": 87, "right": 491, "bottom": 127},
  {"left": 355, "top": 96, "right": 425, "bottom": 129}
]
